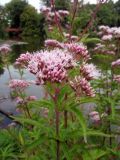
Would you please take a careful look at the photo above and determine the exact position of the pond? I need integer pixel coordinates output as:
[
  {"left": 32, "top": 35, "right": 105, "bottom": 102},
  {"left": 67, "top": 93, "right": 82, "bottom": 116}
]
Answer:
[{"left": 0, "top": 39, "right": 45, "bottom": 127}]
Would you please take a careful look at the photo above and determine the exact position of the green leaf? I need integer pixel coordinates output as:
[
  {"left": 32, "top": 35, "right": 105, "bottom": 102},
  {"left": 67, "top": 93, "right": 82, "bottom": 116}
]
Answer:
[
  {"left": 68, "top": 107, "right": 87, "bottom": 143},
  {"left": 82, "top": 149, "right": 109, "bottom": 160},
  {"left": 87, "top": 130, "right": 114, "bottom": 138},
  {"left": 80, "top": 34, "right": 89, "bottom": 42},
  {"left": 105, "top": 97, "right": 115, "bottom": 119},
  {"left": 12, "top": 116, "right": 42, "bottom": 127},
  {"left": 78, "top": 97, "right": 97, "bottom": 104},
  {"left": 25, "top": 135, "right": 47, "bottom": 151},
  {"left": 62, "top": 143, "right": 72, "bottom": 160},
  {"left": 82, "top": 37, "right": 101, "bottom": 44},
  {"left": 108, "top": 148, "right": 120, "bottom": 157},
  {"left": 57, "top": 85, "right": 71, "bottom": 102},
  {"left": 18, "top": 132, "right": 24, "bottom": 145},
  {"left": 29, "top": 99, "right": 54, "bottom": 109}
]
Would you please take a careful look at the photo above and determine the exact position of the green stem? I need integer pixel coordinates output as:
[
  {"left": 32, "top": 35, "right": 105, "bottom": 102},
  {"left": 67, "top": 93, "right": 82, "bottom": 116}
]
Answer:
[
  {"left": 64, "top": 110, "right": 68, "bottom": 129},
  {"left": 6, "top": 64, "right": 12, "bottom": 79},
  {"left": 25, "top": 104, "right": 32, "bottom": 119}
]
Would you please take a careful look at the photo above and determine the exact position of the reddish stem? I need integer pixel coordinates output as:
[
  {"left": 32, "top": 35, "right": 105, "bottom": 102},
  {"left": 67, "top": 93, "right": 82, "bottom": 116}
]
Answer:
[
  {"left": 50, "top": 0, "right": 64, "bottom": 37},
  {"left": 78, "top": 0, "right": 108, "bottom": 41},
  {"left": 55, "top": 107, "right": 60, "bottom": 160},
  {"left": 64, "top": 110, "right": 68, "bottom": 129},
  {"left": 52, "top": 87, "right": 60, "bottom": 160},
  {"left": 64, "top": 94, "right": 68, "bottom": 129},
  {"left": 69, "top": 0, "right": 79, "bottom": 40}
]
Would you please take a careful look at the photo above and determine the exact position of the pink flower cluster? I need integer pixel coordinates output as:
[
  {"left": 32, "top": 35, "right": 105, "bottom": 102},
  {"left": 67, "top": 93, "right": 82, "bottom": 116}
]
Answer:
[
  {"left": 41, "top": 7, "right": 69, "bottom": 18},
  {"left": 70, "top": 76, "right": 95, "bottom": 97},
  {"left": 80, "top": 63, "right": 100, "bottom": 80},
  {"left": 40, "top": 6, "right": 51, "bottom": 14},
  {"left": 15, "top": 52, "right": 32, "bottom": 68},
  {"left": 97, "top": 27, "right": 120, "bottom": 70},
  {"left": 15, "top": 39, "right": 96, "bottom": 97},
  {"left": 101, "top": 34, "right": 112, "bottom": 41},
  {"left": 58, "top": 10, "right": 69, "bottom": 17},
  {"left": 27, "top": 96, "right": 37, "bottom": 101},
  {"left": 16, "top": 96, "right": 37, "bottom": 105},
  {"left": 45, "top": 39, "right": 63, "bottom": 48},
  {"left": 27, "top": 49, "right": 74, "bottom": 84},
  {"left": 98, "top": 25, "right": 120, "bottom": 39},
  {"left": 113, "top": 75, "right": 120, "bottom": 83},
  {"left": 111, "top": 57, "right": 120, "bottom": 84},
  {"left": 94, "top": 43, "right": 115, "bottom": 55},
  {"left": 40, "top": 6, "right": 70, "bottom": 31},
  {"left": 9, "top": 79, "right": 30, "bottom": 90},
  {"left": 41, "top": 6, "right": 69, "bottom": 23},
  {"left": 89, "top": 111, "right": 100, "bottom": 124},
  {"left": 112, "top": 59, "right": 120, "bottom": 67},
  {"left": 0, "top": 44, "right": 11, "bottom": 55},
  {"left": 65, "top": 43, "right": 90, "bottom": 61},
  {"left": 44, "top": 40, "right": 90, "bottom": 61},
  {"left": 63, "top": 33, "right": 78, "bottom": 41}
]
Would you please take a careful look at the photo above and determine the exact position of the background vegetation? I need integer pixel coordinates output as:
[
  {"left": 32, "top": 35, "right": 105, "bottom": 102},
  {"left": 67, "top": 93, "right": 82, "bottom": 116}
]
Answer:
[{"left": 0, "top": 0, "right": 120, "bottom": 41}]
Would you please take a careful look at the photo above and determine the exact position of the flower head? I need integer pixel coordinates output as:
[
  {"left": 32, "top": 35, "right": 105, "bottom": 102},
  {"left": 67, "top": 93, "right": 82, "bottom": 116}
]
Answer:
[
  {"left": 0, "top": 44, "right": 11, "bottom": 55},
  {"left": 80, "top": 63, "right": 101, "bottom": 80},
  {"left": 40, "top": 6, "right": 51, "bottom": 14},
  {"left": 15, "top": 52, "right": 32, "bottom": 68},
  {"left": 94, "top": 43, "right": 115, "bottom": 55},
  {"left": 98, "top": 26, "right": 120, "bottom": 39},
  {"left": 45, "top": 39, "right": 63, "bottom": 49},
  {"left": 99, "top": 25, "right": 109, "bottom": 31},
  {"left": 9, "top": 79, "right": 30, "bottom": 90},
  {"left": 112, "top": 59, "right": 120, "bottom": 67},
  {"left": 58, "top": 10, "right": 69, "bottom": 17},
  {"left": 28, "top": 49, "right": 74, "bottom": 84},
  {"left": 15, "top": 95, "right": 37, "bottom": 105},
  {"left": 70, "top": 76, "right": 95, "bottom": 97},
  {"left": 16, "top": 97, "right": 24, "bottom": 104},
  {"left": 27, "top": 96, "right": 37, "bottom": 101},
  {"left": 89, "top": 111, "right": 100, "bottom": 124},
  {"left": 113, "top": 75, "right": 120, "bottom": 83},
  {"left": 102, "top": 34, "right": 112, "bottom": 41},
  {"left": 64, "top": 43, "right": 90, "bottom": 61}
]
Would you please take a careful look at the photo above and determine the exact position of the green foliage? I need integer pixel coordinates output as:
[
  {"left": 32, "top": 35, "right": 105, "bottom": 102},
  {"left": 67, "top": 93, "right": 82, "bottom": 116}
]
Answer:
[
  {"left": 97, "top": 0, "right": 117, "bottom": 26},
  {"left": 46, "top": 26, "right": 64, "bottom": 41},
  {"left": 41, "top": 0, "right": 70, "bottom": 9},
  {"left": 82, "top": 149, "right": 109, "bottom": 160},
  {"left": 73, "top": 8, "right": 91, "bottom": 34},
  {"left": 1, "top": 1, "right": 120, "bottom": 159},
  {"left": 114, "top": 0, "right": 120, "bottom": 26},
  {"left": 20, "top": 5, "right": 39, "bottom": 38},
  {"left": 0, "top": 5, "right": 8, "bottom": 39},
  {"left": 5, "top": 0, "right": 28, "bottom": 28},
  {"left": 55, "top": 0, "right": 70, "bottom": 10},
  {"left": 72, "top": 1, "right": 120, "bottom": 35},
  {"left": 0, "top": 78, "right": 116, "bottom": 159}
]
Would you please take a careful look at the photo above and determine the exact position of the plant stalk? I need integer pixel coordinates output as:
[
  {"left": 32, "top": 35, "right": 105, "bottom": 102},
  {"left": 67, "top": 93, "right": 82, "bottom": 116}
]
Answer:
[
  {"left": 55, "top": 107, "right": 60, "bottom": 160},
  {"left": 6, "top": 64, "right": 12, "bottom": 79},
  {"left": 64, "top": 110, "right": 68, "bottom": 129}
]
